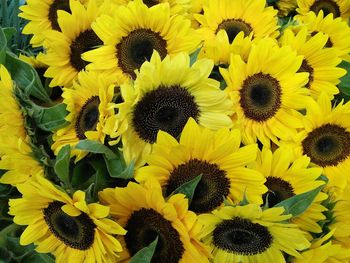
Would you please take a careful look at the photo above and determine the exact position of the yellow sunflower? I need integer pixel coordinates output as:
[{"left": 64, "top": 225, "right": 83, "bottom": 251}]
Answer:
[
  {"left": 280, "top": 27, "right": 346, "bottom": 99},
  {"left": 220, "top": 38, "right": 312, "bottom": 147},
  {"left": 292, "top": 93, "right": 350, "bottom": 192},
  {"left": 19, "top": 0, "right": 89, "bottom": 47},
  {"left": 194, "top": 0, "right": 279, "bottom": 43},
  {"left": 83, "top": 0, "right": 200, "bottom": 83},
  {"left": 271, "top": 0, "right": 298, "bottom": 16},
  {"left": 98, "top": 179, "right": 210, "bottom": 262},
  {"left": 295, "top": 11, "right": 350, "bottom": 62},
  {"left": 9, "top": 175, "right": 126, "bottom": 263},
  {"left": 51, "top": 71, "right": 117, "bottom": 162},
  {"left": 297, "top": 0, "right": 350, "bottom": 20},
  {"left": 252, "top": 147, "right": 327, "bottom": 233},
  {"left": 136, "top": 118, "right": 267, "bottom": 213},
  {"left": 199, "top": 204, "right": 310, "bottom": 262},
  {"left": 40, "top": 0, "right": 105, "bottom": 87},
  {"left": 0, "top": 66, "right": 44, "bottom": 185},
  {"left": 113, "top": 52, "right": 233, "bottom": 167}
]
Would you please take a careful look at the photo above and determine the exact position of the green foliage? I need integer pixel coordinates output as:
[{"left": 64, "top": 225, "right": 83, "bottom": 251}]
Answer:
[
  {"left": 54, "top": 145, "right": 72, "bottom": 190},
  {"left": 168, "top": 174, "right": 202, "bottom": 204},
  {"left": 129, "top": 237, "right": 158, "bottom": 263},
  {"left": 76, "top": 140, "right": 118, "bottom": 160},
  {"left": 338, "top": 60, "right": 350, "bottom": 98},
  {"left": 189, "top": 47, "right": 201, "bottom": 66}
]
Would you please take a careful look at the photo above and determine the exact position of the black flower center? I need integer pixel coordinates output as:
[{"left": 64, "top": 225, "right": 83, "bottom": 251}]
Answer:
[
  {"left": 143, "top": 0, "right": 159, "bottom": 7},
  {"left": 132, "top": 86, "right": 200, "bottom": 143},
  {"left": 125, "top": 208, "right": 184, "bottom": 263},
  {"left": 302, "top": 124, "right": 350, "bottom": 167},
  {"left": 43, "top": 201, "right": 95, "bottom": 250},
  {"left": 165, "top": 159, "right": 230, "bottom": 213},
  {"left": 298, "top": 59, "right": 314, "bottom": 88},
  {"left": 213, "top": 217, "right": 273, "bottom": 255},
  {"left": 262, "top": 177, "right": 295, "bottom": 207},
  {"left": 117, "top": 29, "right": 167, "bottom": 79},
  {"left": 310, "top": 0, "right": 341, "bottom": 18},
  {"left": 216, "top": 19, "right": 253, "bottom": 43},
  {"left": 48, "top": 0, "right": 71, "bottom": 31},
  {"left": 240, "top": 73, "right": 281, "bottom": 122},
  {"left": 70, "top": 30, "right": 103, "bottom": 71},
  {"left": 75, "top": 96, "right": 100, "bottom": 140}
]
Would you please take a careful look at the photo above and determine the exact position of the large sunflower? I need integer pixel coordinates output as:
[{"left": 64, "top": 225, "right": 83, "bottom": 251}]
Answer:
[
  {"left": 280, "top": 27, "right": 346, "bottom": 99},
  {"left": 292, "top": 93, "right": 350, "bottom": 192},
  {"left": 295, "top": 11, "right": 350, "bottom": 62},
  {"left": 83, "top": 0, "right": 200, "bottom": 83},
  {"left": 297, "top": 0, "right": 350, "bottom": 20},
  {"left": 0, "top": 66, "right": 44, "bottom": 185},
  {"left": 199, "top": 204, "right": 310, "bottom": 262},
  {"left": 98, "top": 179, "right": 210, "bottom": 262},
  {"left": 51, "top": 71, "right": 117, "bottom": 162},
  {"left": 252, "top": 147, "right": 327, "bottom": 233},
  {"left": 9, "top": 176, "right": 126, "bottom": 263},
  {"left": 194, "top": 0, "right": 279, "bottom": 43},
  {"left": 220, "top": 39, "right": 312, "bottom": 146},
  {"left": 40, "top": 0, "right": 105, "bottom": 87},
  {"left": 136, "top": 118, "right": 267, "bottom": 213},
  {"left": 113, "top": 52, "right": 233, "bottom": 167}
]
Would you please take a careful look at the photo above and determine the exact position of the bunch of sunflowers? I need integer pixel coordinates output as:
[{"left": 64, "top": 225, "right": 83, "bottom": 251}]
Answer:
[{"left": 0, "top": 0, "right": 350, "bottom": 262}]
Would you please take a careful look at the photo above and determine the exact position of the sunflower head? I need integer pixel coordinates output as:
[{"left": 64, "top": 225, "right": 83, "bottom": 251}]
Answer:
[{"left": 297, "top": 0, "right": 350, "bottom": 21}]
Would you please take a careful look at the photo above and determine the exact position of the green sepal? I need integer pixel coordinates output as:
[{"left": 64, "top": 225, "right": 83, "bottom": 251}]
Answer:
[
  {"left": 130, "top": 237, "right": 158, "bottom": 263},
  {"left": 75, "top": 140, "right": 118, "bottom": 160},
  {"left": 168, "top": 174, "right": 202, "bottom": 204},
  {"left": 189, "top": 47, "right": 202, "bottom": 66}
]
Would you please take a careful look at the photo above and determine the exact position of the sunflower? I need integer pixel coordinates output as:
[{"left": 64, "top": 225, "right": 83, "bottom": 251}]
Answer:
[
  {"left": 98, "top": 179, "right": 210, "bottom": 262},
  {"left": 83, "top": 0, "right": 200, "bottom": 83},
  {"left": 136, "top": 118, "right": 267, "bottom": 213},
  {"left": 295, "top": 11, "right": 350, "bottom": 62},
  {"left": 40, "top": 0, "right": 105, "bottom": 87},
  {"left": 297, "top": 0, "right": 350, "bottom": 20},
  {"left": 199, "top": 204, "right": 310, "bottom": 262},
  {"left": 220, "top": 38, "right": 312, "bottom": 147},
  {"left": 0, "top": 66, "right": 44, "bottom": 185},
  {"left": 194, "top": 0, "right": 279, "bottom": 44},
  {"left": 280, "top": 27, "right": 346, "bottom": 99},
  {"left": 113, "top": 52, "right": 233, "bottom": 167},
  {"left": 9, "top": 175, "right": 126, "bottom": 263},
  {"left": 270, "top": 0, "right": 298, "bottom": 16},
  {"left": 51, "top": 71, "right": 117, "bottom": 162},
  {"left": 292, "top": 93, "right": 350, "bottom": 192},
  {"left": 252, "top": 147, "right": 327, "bottom": 233}
]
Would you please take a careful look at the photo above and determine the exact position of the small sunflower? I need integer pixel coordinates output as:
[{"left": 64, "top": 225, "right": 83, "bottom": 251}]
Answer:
[
  {"left": 114, "top": 52, "right": 233, "bottom": 167},
  {"left": 98, "top": 179, "right": 210, "bottom": 262},
  {"left": 280, "top": 27, "right": 346, "bottom": 99},
  {"left": 136, "top": 118, "right": 267, "bottom": 213},
  {"left": 9, "top": 176, "right": 126, "bottom": 263},
  {"left": 292, "top": 93, "right": 350, "bottom": 191},
  {"left": 221, "top": 39, "right": 312, "bottom": 146},
  {"left": 51, "top": 71, "right": 117, "bottom": 162},
  {"left": 199, "top": 204, "right": 310, "bottom": 262},
  {"left": 0, "top": 66, "right": 44, "bottom": 185},
  {"left": 295, "top": 11, "right": 350, "bottom": 62},
  {"left": 40, "top": 0, "right": 105, "bottom": 87},
  {"left": 194, "top": 0, "right": 279, "bottom": 43},
  {"left": 297, "top": 0, "right": 350, "bottom": 20},
  {"left": 270, "top": 0, "right": 298, "bottom": 16},
  {"left": 83, "top": 0, "right": 200, "bottom": 82},
  {"left": 252, "top": 147, "right": 327, "bottom": 233}
]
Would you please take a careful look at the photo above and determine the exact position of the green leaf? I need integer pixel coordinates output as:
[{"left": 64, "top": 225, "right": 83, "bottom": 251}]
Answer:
[
  {"left": 34, "top": 103, "right": 69, "bottom": 131},
  {"left": 3, "top": 27, "right": 16, "bottom": 43},
  {"left": 54, "top": 145, "right": 71, "bottom": 188},
  {"left": 76, "top": 140, "right": 118, "bottom": 160},
  {"left": 189, "top": 47, "right": 202, "bottom": 66},
  {"left": 274, "top": 184, "right": 324, "bottom": 218},
  {"left": 0, "top": 28, "right": 7, "bottom": 64},
  {"left": 105, "top": 155, "right": 135, "bottom": 179},
  {"left": 168, "top": 174, "right": 202, "bottom": 204},
  {"left": 130, "top": 237, "right": 158, "bottom": 263},
  {"left": 22, "top": 252, "right": 55, "bottom": 263},
  {"left": 338, "top": 60, "right": 350, "bottom": 96}
]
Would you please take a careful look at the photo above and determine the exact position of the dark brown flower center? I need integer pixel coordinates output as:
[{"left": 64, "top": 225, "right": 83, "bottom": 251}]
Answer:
[
  {"left": 310, "top": 0, "right": 341, "bottom": 18},
  {"left": 302, "top": 124, "right": 350, "bottom": 167},
  {"left": 116, "top": 29, "right": 167, "bottom": 79},
  {"left": 75, "top": 96, "right": 100, "bottom": 140},
  {"left": 143, "top": 0, "right": 159, "bottom": 7},
  {"left": 298, "top": 59, "right": 314, "bottom": 88},
  {"left": 311, "top": 31, "right": 333, "bottom": 47},
  {"left": 125, "top": 208, "right": 184, "bottom": 263},
  {"left": 262, "top": 177, "right": 295, "bottom": 207},
  {"left": 213, "top": 217, "right": 273, "bottom": 255},
  {"left": 216, "top": 19, "right": 253, "bottom": 43},
  {"left": 132, "top": 86, "right": 200, "bottom": 143},
  {"left": 43, "top": 201, "right": 95, "bottom": 250},
  {"left": 165, "top": 159, "right": 230, "bottom": 213},
  {"left": 48, "top": 0, "right": 71, "bottom": 31},
  {"left": 240, "top": 73, "right": 281, "bottom": 122}
]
